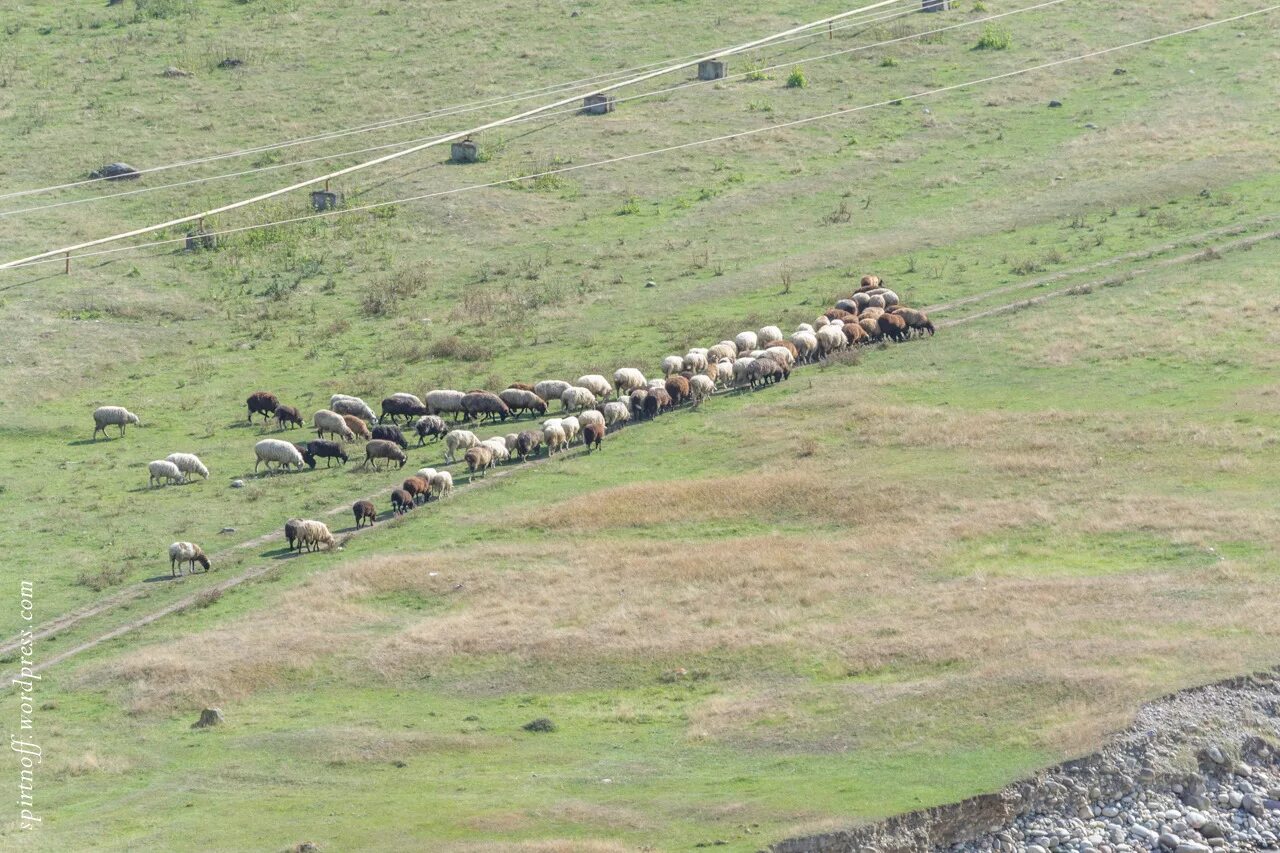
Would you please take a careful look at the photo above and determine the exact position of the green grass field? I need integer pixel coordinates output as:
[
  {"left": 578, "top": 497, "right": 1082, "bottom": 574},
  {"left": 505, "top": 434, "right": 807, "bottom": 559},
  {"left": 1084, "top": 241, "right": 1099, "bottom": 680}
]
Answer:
[{"left": 2, "top": 0, "right": 1280, "bottom": 849}]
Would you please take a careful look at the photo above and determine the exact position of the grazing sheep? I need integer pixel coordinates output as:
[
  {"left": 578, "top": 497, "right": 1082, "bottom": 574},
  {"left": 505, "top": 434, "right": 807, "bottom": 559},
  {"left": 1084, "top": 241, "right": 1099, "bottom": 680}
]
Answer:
[
  {"left": 297, "top": 519, "right": 336, "bottom": 552},
  {"left": 168, "top": 541, "right": 210, "bottom": 576},
  {"left": 714, "top": 359, "right": 736, "bottom": 388},
  {"left": 796, "top": 322, "right": 815, "bottom": 334},
  {"left": 768, "top": 339, "right": 798, "bottom": 361},
  {"left": 825, "top": 308, "right": 856, "bottom": 322},
  {"left": 878, "top": 313, "right": 909, "bottom": 342},
  {"left": 92, "top": 406, "right": 140, "bottom": 440},
  {"left": 791, "top": 331, "right": 819, "bottom": 364},
  {"left": 314, "top": 410, "right": 356, "bottom": 442},
  {"left": 660, "top": 355, "right": 684, "bottom": 378},
  {"left": 575, "top": 375, "right": 612, "bottom": 399},
  {"left": 866, "top": 294, "right": 887, "bottom": 310},
  {"left": 748, "top": 356, "right": 786, "bottom": 388},
  {"left": 612, "top": 368, "right": 647, "bottom": 397},
  {"left": 503, "top": 433, "right": 520, "bottom": 452},
  {"left": 688, "top": 374, "right": 715, "bottom": 400},
  {"left": 860, "top": 306, "right": 885, "bottom": 321},
  {"left": 363, "top": 439, "right": 407, "bottom": 470},
  {"left": 682, "top": 351, "right": 708, "bottom": 373},
  {"left": 602, "top": 401, "right": 631, "bottom": 427},
  {"left": 342, "top": 414, "right": 372, "bottom": 441},
  {"left": 425, "top": 389, "right": 467, "bottom": 421},
  {"left": 304, "top": 439, "right": 349, "bottom": 467},
  {"left": 148, "top": 460, "right": 185, "bottom": 488},
  {"left": 380, "top": 394, "right": 429, "bottom": 424},
  {"left": 579, "top": 409, "right": 606, "bottom": 433},
  {"left": 814, "top": 315, "right": 830, "bottom": 328},
  {"left": 560, "top": 386, "right": 596, "bottom": 412},
  {"left": 859, "top": 317, "right": 883, "bottom": 341},
  {"left": 664, "top": 375, "right": 691, "bottom": 405},
  {"left": 834, "top": 299, "right": 859, "bottom": 314},
  {"left": 816, "top": 325, "right": 846, "bottom": 358},
  {"left": 515, "top": 429, "right": 543, "bottom": 460},
  {"left": 462, "top": 391, "right": 511, "bottom": 422},
  {"left": 628, "top": 388, "right": 649, "bottom": 413},
  {"left": 842, "top": 321, "right": 869, "bottom": 346},
  {"left": 402, "top": 476, "right": 432, "bottom": 505},
  {"left": 284, "top": 518, "right": 303, "bottom": 553},
  {"left": 870, "top": 288, "right": 900, "bottom": 307},
  {"left": 165, "top": 452, "right": 209, "bottom": 481},
  {"left": 371, "top": 424, "right": 409, "bottom": 449},
  {"left": 543, "top": 422, "right": 568, "bottom": 455},
  {"left": 852, "top": 291, "right": 872, "bottom": 310},
  {"left": 498, "top": 388, "right": 548, "bottom": 417},
  {"left": 430, "top": 470, "right": 454, "bottom": 499},
  {"left": 274, "top": 404, "right": 304, "bottom": 430},
  {"left": 329, "top": 395, "right": 378, "bottom": 423},
  {"left": 757, "top": 325, "right": 783, "bottom": 346},
  {"left": 732, "top": 356, "right": 756, "bottom": 387},
  {"left": 480, "top": 437, "right": 511, "bottom": 463},
  {"left": 707, "top": 343, "right": 737, "bottom": 364},
  {"left": 582, "top": 423, "right": 604, "bottom": 452},
  {"left": 443, "top": 429, "right": 480, "bottom": 463},
  {"left": 464, "top": 445, "right": 495, "bottom": 481},
  {"left": 507, "top": 382, "right": 535, "bottom": 392},
  {"left": 533, "top": 380, "right": 572, "bottom": 405},
  {"left": 734, "top": 331, "right": 758, "bottom": 354},
  {"left": 390, "top": 489, "right": 414, "bottom": 516},
  {"left": 642, "top": 388, "right": 672, "bottom": 419},
  {"left": 559, "top": 416, "right": 581, "bottom": 444},
  {"left": 861, "top": 274, "right": 882, "bottom": 289},
  {"left": 413, "top": 415, "right": 448, "bottom": 446},
  {"left": 293, "top": 442, "right": 318, "bottom": 470},
  {"left": 353, "top": 500, "right": 376, "bottom": 528},
  {"left": 255, "top": 439, "right": 308, "bottom": 474},
  {"left": 416, "top": 466, "right": 438, "bottom": 483},
  {"left": 246, "top": 392, "right": 279, "bottom": 424},
  {"left": 895, "top": 307, "right": 935, "bottom": 336}
]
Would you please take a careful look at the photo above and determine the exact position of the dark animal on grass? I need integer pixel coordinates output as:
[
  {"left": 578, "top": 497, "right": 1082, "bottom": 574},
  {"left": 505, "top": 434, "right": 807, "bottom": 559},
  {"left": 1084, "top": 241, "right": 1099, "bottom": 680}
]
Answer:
[
  {"left": 461, "top": 391, "right": 511, "bottom": 422},
  {"left": 390, "top": 489, "right": 414, "bottom": 516},
  {"left": 414, "top": 415, "right": 448, "bottom": 446},
  {"left": 498, "top": 388, "right": 548, "bottom": 417},
  {"left": 352, "top": 500, "right": 376, "bottom": 529},
  {"left": 285, "top": 518, "right": 303, "bottom": 552},
  {"left": 304, "top": 439, "right": 348, "bottom": 467},
  {"left": 363, "top": 439, "right": 407, "bottom": 470},
  {"left": 582, "top": 423, "right": 604, "bottom": 453},
  {"left": 342, "top": 414, "right": 372, "bottom": 441},
  {"left": 629, "top": 388, "right": 649, "bottom": 415},
  {"left": 516, "top": 429, "right": 543, "bottom": 461},
  {"left": 380, "top": 396, "right": 430, "bottom": 423},
  {"left": 878, "top": 313, "right": 909, "bottom": 342},
  {"left": 371, "top": 424, "right": 409, "bottom": 449},
  {"left": 401, "top": 476, "right": 431, "bottom": 505},
  {"left": 246, "top": 391, "right": 279, "bottom": 423},
  {"left": 894, "top": 307, "right": 935, "bottom": 336},
  {"left": 292, "top": 443, "right": 318, "bottom": 470},
  {"left": 642, "top": 388, "right": 672, "bottom": 419},
  {"left": 274, "top": 404, "right": 304, "bottom": 430},
  {"left": 664, "top": 375, "right": 690, "bottom": 405}
]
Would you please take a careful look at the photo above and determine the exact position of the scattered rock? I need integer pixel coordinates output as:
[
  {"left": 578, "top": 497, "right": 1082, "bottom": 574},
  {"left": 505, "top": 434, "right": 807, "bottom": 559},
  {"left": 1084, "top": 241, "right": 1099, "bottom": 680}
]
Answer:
[
  {"left": 1114, "top": 67, "right": 1128, "bottom": 75},
  {"left": 644, "top": 279, "right": 656, "bottom": 288},
  {"left": 219, "top": 527, "right": 236, "bottom": 534},
  {"left": 521, "top": 717, "right": 556, "bottom": 733},
  {"left": 191, "top": 708, "right": 223, "bottom": 729},
  {"left": 89, "top": 162, "right": 140, "bottom": 181},
  {"left": 230, "top": 479, "right": 245, "bottom": 489},
  {"left": 216, "top": 57, "right": 244, "bottom": 69},
  {"left": 1175, "top": 842, "right": 1211, "bottom": 853},
  {"left": 1048, "top": 99, "right": 1063, "bottom": 107},
  {"left": 161, "top": 66, "right": 191, "bottom": 78},
  {"left": 293, "top": 844, "right": 319, "bottom": 853},
  {"left": 1084, "top": 122, "right": 1098, "bottom": 129},
  {"left": 1206, "top": 744, "right": 1227, "bottom": 765},
  {"left": 1159, "top": 831, "right": 1181, "bottom": 849}
]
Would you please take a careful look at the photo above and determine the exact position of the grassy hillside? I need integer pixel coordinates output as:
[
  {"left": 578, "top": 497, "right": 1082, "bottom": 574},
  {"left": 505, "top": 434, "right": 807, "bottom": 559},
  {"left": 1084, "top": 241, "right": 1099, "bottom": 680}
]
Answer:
[{"left": 2, "top": 0, "right": 1279, "bottom": 849}]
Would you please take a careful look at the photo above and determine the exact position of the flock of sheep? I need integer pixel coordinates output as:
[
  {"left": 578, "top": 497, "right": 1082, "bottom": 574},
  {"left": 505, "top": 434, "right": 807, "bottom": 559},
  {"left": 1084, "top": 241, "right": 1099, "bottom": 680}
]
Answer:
[{"left": 92, "top": 277, "right": 931, "bottom": 576}]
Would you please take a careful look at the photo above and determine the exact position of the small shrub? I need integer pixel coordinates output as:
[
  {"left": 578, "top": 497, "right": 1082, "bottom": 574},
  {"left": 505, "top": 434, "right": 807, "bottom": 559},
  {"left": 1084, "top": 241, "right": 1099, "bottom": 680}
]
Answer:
[
  {"left": 361, "top": 267, "right": 427, "bottom": 317},
  {"left": 785, "top": 67, "right": 808, "bottom": 88},
  {"left": 522, "top": 718, "right": 556, "bottom": 733},
  {"left": 974, "top": 25, "right": 1011, "bottom": 50},
  {"left": 616, "top": 195, "right": 640, "bottom": 216},
  {"left": 428, "top": 336, "right": 491, "bottom": 362},
  {"left": 746, "top": 99, "right": 773, "bottom": 113},
  {"left": 745, "top": 62, "right": 771, "bottom": 82},
  {"left": 195, "top": 588, "right": 222, "bottom": 609},
  {"left": 879, "top": 56, "right": 899, "bottom": 67},
  {"left": 76, "top": 566, "right": 127, "bottom": 592},
  {"left": 972, "top": 0, "right": 987, "bottom": 10}
]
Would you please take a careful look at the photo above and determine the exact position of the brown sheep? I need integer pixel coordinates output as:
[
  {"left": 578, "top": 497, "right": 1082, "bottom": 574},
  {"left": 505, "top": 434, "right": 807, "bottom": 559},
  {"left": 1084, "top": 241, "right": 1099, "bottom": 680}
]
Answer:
[
  {"left": 860, "top": 274, "right": 882, "bottom": 289},
  {"left": 895, "top": 307, "right": 935, "bottom": 336},
  {"left": 507, "top": 382, "right": 535, "bottom": 392},
  {"left": 768, "top": 339, "right": 798, "bottom": 359},
  {"left": 842, "top": 321, "right": 869, "bottom": 345},
  {"left": 274, "top": 404, "right": 304, "bottom": 430},
  {"left": 643, "top": 388, "right": 672, "bottom": 419},
  {"left": 878, "top": 313, "right": 909, "bottom": 342},
  {"left": 860, "top": 306, "right": 885, "bottom": 320},
  {"left": 824, "top": 308, "right": 856, "bottom": 322},
  {"left": 402, "top": 476, "right": 431, "bottom": 505},
  {"left": 247, "top": 391, "right": 279, "bottom": 423},
  {"left": 464, "top": 445, "right": 495, "bottom": 481},
  {"left": 390, "top": 489, "right": 414, "bottom": 516},
  {"left": 583, "top": 422, "right": 604, "bottom": 453},
  {"left": 352, "top": 500, "right": 376, "bottom": 529},
  {"left": 343, "top": 414, "right": 372, "bottom": 441},
  {"left": 859, "top": 317, "right": 882, "bottom": 340},
  {"left": 285, "top": 518, "right": 303, "bottom": 552},
  {"left": 461, "top": 391, "right": 511, "bottom": 422},
  {"left": 664, "top": 375, "right": 691, "bottom": 405},
  {"left": 363, "top": 439, "right": 407, "bottom": 470}
]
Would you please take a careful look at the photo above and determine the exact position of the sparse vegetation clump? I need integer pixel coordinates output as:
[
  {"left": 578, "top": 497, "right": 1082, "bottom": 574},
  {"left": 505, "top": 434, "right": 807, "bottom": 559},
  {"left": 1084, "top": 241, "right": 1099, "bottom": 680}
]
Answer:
[
  {"left": 974, "top": 25, "right": 1012, "bottom": 50},
  {"left": 785, "top": 66, "right": 808, "bottom": 88}
]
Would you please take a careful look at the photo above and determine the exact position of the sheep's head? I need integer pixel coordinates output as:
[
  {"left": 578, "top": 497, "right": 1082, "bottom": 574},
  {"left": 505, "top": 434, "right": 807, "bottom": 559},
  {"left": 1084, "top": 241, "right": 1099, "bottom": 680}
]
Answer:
[{"left": 127, "top": 413, "right": 141, "bottom": 426}]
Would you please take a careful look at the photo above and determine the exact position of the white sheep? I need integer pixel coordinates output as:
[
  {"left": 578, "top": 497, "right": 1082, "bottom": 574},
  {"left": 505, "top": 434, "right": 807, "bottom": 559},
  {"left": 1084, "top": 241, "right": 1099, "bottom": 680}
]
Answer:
[
  {"left": 689, "top": 374, "right": 715, "bottom": 400},
  {"left": 386, "top": 391, "right": 426, "bottom": 408},
  {"left": 796, "top": 322, "right": 815, "bottom": 334},
  {"left": 313, "top": 409, "right": 355, "bottom": 441},
  {"left": 560, "top": 415, "right": 581, "bottom": 444},
  {"left": 734, "top": 331, "right": 758, "bottom": 354},
  {"left": 480, "top": 437, "right": 511, "bottom": 463},
  {"left": 578, "top": 409, "right": 606, "bottom": 432},
  {"left": 817, "top": 324, "right": 846, "bottom": 357},
  {"left": 560, "top": 386, "right": 596, "bottom": 412},
  {"left": 168, "top": 541, "right": 210, "bottom": 576},
  {"left": 575, "top": 374, "right": 612, "bottom": 399},
  {"left": 757, "top": 325, "right": 783, "bottom": 346},
  {"left": 791, "top": 331, "right": 819, "bottom": 364},
  {"left": 660, "top": 355, "right": 684, "bottom": 377},
  {"left": 416, "top": 467, "right": 438, "bottom": 482},
  {"left": 329, "top": 395, "right": 377, "bottom": 423},
  {"left": 542, "top": 422, "right": 568, "bottom": 456},
  {"left": 254, "top": 439, "right": 306, "bottom": 474},
  {"left": 612, "top": 368, "right": 647, "bottom": 397},
  {"left": 732, "top": 357, "right": 757, "bottom": 387},
  {"left": 425, "top": 389, "right": 466, "bottom": 420},
  {"left": 814, "top": 315, "right": 830, "bottom": 328},
  {"left": 683, "top": 351, "right": 708, "bottom": 373},
  {"left": 765, "top": 346, "right": 796, "bottom": 368},
  {"left": 165, "top": 452, "right": 209, "bottom": 481},
  {"left": 503, "top": 433, "right": 520, "bottom": 452},
  {"left": 443, "top": 429, "right": 479, "bottom": 463},
  {"left": 148, "top": 460, "right": 185, "bottom": 488},
  {"left": 715, "top": 359, "right": 736, "bottom": 388},
  {"left": 93, "top": 405, "right": 140, "bottom": 440},
  {"left": 707, "top": 343, "right": 737, "bottom": 364},
  {"left": 602, "top": 401, "right": 631, "bottom": 427},
  {"left": 533, "top": 380, "right": 572, "bottom": 404},
  {"left": 646, "top": 378, "right": 667, "bottom": 391},
  {"left": 430, "top": 470, "right": 454, "bottom": 499},
  {"left": 296, "top": 519, "right": 336, "bottom": 552}
]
